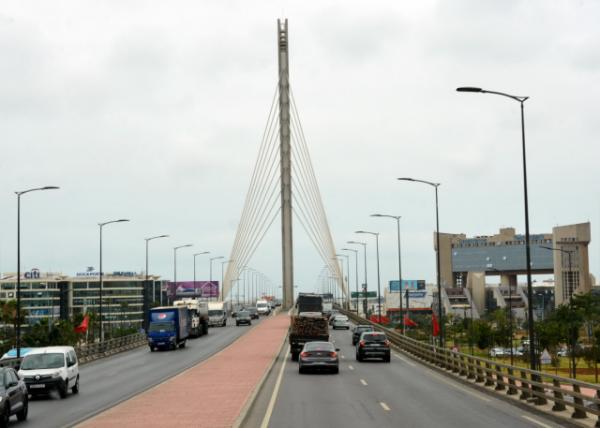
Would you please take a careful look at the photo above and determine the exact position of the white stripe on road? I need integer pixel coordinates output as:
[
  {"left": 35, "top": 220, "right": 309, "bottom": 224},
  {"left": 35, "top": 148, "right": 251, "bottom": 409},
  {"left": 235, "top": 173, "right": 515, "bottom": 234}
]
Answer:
[
  {"left": 360, "top": 379, "right": 368, "bottom": 386},
  {"left": 341, "top": 355, "right": 345, "bottom": 359},
  {"left": 522, "top": 415, "right": 552, "bottom": 428},
  {"left": 393, "top": 353, "right": 416, "bottom": 366},
  {"left": 380, "top": 402, "right": 391, "bottom": 412},
  {"left": 348, "top": 365, "right": 354, "bottom": 370},
  {"left": 260, "top": 354, "right": 288, "bottom": 428}
]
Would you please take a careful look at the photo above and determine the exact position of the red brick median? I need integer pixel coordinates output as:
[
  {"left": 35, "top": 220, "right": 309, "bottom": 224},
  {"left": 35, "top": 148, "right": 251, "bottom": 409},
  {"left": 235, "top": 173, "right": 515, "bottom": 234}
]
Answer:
[{"left": 80, "top": 313, "right": 289, "bottom": 428}]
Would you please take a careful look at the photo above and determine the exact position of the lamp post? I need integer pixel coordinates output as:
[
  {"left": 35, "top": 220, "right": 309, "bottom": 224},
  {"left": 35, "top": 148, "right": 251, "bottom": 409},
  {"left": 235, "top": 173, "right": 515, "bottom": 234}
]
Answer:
[
  {"left": 372, "top": 214, "right": 403, "bottom": 333},
  {"left": 15, "top": 186, "right": 59, "bottom": 358},
  {"left": 347, "top": 241, "right": 368, "bottom": 316},
  {"left": 173, "top": 244, "right": 193, "bottom": 304},
  {"left": 457, "top": 86, "right": 536, "bottom": 371},
  {"left": 541, "top": 245, "right": 575, "bottom": 301},
  {"left": 336, "top": 253, "right": 350, "bottom": 310},
  {"left": 209, "top": 256, "right": 224, "bottom": 301},
  {"left": 144, "top": 234, "right": 168, "bottom": 328},
  {"left": 99, "top": 218, "right": 130, "bottom": 341},
  {"left": 342, "top": 248, "right": 359, "bottom": 313},
  {"left": 221, "top": 259, "right": 233, "bottom": 302},
  {"left": 398, "top": 177, "right": 444, "bottom": 347},
  {"left": 193, "top": 251, "right": 210, "bottom": 299},
  {"left": 356, "top": 231, "right": 382, "bottom": 322}
]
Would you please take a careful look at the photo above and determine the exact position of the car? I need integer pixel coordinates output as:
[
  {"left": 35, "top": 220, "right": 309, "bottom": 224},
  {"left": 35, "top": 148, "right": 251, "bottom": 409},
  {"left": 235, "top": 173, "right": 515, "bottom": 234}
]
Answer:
[
  {"left": 356, "top": 332, "right": 391, "bottom": 362},
  {"left": 328, "top": 311, "right": 340, "bottom": 325},
  {"left": 236, "top": 311, "right": 252, "bottom": 326},
  {"left": 488, "top": 347, "right": 506, "bottom": 358},
  {"left": 352, "top": 325, "right": 375, "bottom": 345},
  {"left": 18, "top": 346, "right": 79, "bottom": 398},
  {"left": 247, "top": 307, "right": 260, "bottom": 319},
  {"left": 0, "top": 367, "right": 28, "bottom": 427},
  {"left": 557, "top": 348, "right": 568, "bottom": 357},
  {"left": 298, "top": 341, "right": 339, "bottom": 374},
  {"left": 331, "top": 315, "right": 350, "bottom": 330}
]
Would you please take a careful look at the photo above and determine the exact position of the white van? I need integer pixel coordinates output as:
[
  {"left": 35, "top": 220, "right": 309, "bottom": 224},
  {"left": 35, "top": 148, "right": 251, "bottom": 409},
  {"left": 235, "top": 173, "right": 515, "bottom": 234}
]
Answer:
[
  {"left": 256, "top": 300, "right": 271, "bottom": 315},
  {"left": 18, "top": 346, "right": 79, "bottom": 398}
]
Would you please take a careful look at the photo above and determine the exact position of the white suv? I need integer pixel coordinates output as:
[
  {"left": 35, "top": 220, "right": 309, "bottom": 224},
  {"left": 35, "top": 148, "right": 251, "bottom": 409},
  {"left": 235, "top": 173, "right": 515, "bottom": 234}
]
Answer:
[{"left": 18, "top": 346, "right": 79, "bottom": 398}]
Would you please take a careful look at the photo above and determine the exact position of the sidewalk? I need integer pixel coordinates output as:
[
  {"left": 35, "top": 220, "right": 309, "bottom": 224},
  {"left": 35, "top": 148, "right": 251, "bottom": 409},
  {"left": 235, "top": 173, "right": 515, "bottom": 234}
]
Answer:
[{"left": 80, "top": 313, "right": 289, "bottom": 428}]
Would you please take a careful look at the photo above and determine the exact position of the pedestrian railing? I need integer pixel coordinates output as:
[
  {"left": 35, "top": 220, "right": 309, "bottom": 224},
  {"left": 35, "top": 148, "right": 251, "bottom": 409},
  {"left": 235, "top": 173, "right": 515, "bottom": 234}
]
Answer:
[
  {"left": 340, "top": 309, "right": 600, "bottom": 427},
  {"left": 0, "top": 332, "right": 148, "bottom": 369}
]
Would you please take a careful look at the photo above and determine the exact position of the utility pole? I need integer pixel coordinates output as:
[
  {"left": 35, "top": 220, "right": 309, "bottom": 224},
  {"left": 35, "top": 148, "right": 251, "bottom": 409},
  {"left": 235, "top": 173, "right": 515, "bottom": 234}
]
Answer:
[{"left": 278, "top": 19, "right": 294, "bottom": 310}]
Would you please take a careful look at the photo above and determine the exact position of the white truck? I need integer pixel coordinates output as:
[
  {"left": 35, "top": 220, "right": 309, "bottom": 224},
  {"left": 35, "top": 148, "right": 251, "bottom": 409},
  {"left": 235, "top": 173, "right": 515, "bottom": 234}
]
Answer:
[
  {"left": 173, "top": 298, "right": 209, "bottom": 337},
  {"left": 256, "top": 299, "right": 271, "bottom": 316},
  {"left": 208, "top": 301, "right": 230, "bottom": 327}
]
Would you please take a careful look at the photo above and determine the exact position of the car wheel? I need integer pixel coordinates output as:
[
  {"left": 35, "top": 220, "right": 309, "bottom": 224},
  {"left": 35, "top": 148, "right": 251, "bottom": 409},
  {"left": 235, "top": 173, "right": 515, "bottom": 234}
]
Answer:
[
  {"left": 356, "top": 353, "right": 362, "bottom": 362},
  {"left": 332, "top": 367, "right": 339, "bottom": 374},
  {"left": 0, "top": 403, "right": 9, "bottom": 428},
  {"left": 72, "top": 376, "right": 80, "bottom": 394},
  {"left": 384, "top": 355, "right": 391, "bottom": 363},
  {"left": 59, "top": 380, "right": 68, "bottom": 399},
  {"left": 298, "top": 366, "right": 304, "bottom": 374},
  {"left": 222, "top": 320, "right": 227, "bottom": 327},
  {"left": 17, "top": 396, "right": 28, "bottom": 421},
  {"left": 236, "top": 322, "right": 239, "bottom": 326},
  {"left": 150, "top": 346, "right": 155, "bottom": 352},
  {"left": 291, "top": 352, "right": 299, "bottom": 361}
]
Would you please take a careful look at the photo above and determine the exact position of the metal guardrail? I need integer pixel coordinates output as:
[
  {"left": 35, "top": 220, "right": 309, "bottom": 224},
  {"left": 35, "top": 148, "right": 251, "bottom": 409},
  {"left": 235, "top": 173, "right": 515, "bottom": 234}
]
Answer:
[
  {"left": 340, "top": 309, "right": 600, "bottom": 426},
  {"left": 0, "top": 333, "right": 148, "bottom": 368}
]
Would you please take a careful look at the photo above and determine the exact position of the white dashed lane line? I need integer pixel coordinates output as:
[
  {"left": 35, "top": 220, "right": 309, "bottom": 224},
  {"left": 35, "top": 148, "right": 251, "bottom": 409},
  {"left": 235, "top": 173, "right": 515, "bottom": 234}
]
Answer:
[
  {"left": 380, "top": 402, "right": 391, "bottom": 412},
  {"left": 348, "top": 365, "right": 354, "bottom": 370},
  {"left": 360, "top": 379, "right": 368, "bottom": 386},
  {"left": 521, "top": 415, "right": 553, "bottom": 428}
]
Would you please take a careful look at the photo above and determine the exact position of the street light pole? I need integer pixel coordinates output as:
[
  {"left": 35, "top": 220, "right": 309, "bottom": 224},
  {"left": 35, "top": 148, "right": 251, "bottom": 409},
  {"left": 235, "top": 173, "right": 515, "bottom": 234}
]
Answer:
[
  {"left": 457, "top": 86, "right": 536, "bottom": 371},
  {"left": 342, "top": 248, "right": 359, "bottom": 314},
  {"left": 356, "top": 231, "right": 382, "bottom": 322},
  {"left": 173, "top": 244, "right": 193, "bottom": 304},
  {"left": 398, "top": 177, "right": 443, "bottom": 346},
  {"left": 348, "top": 241, "right": 368, "bottom": 316},
  {"left": 144, "top": 234, "right": 168, "bottom": 329},
  {"left": 193, "top": 252, "right": 210, "bottom": 300},
  {"left": 15, "top": 186, "right": 59, "bottom": 358},
  {"left": 372, "top": 214, "right": 403, "bottom": 333},
  {"left": 99, "top": 218, "right": 130, "bottom": 341},
  {"left": 210, "top": 256, "right": 224, "bottom": 302}
]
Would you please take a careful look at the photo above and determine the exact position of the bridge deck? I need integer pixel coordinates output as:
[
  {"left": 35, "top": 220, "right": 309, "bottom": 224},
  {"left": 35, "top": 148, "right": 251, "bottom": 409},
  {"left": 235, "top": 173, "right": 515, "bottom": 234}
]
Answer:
[{"left": 80, "top": 313, "right": 289, "bottom": 428}]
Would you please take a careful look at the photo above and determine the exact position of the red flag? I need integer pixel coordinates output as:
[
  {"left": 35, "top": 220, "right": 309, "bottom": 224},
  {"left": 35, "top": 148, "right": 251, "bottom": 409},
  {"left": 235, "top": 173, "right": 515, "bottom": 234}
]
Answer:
[
  {"left": 432, "top": 312, "right": 440, "bottom": 337},
  {"left": 403, "top": 314, "right": 417, "bottom": 327},
  {"left": 74, "top": 315, "right": 89, "bottom": 334}
]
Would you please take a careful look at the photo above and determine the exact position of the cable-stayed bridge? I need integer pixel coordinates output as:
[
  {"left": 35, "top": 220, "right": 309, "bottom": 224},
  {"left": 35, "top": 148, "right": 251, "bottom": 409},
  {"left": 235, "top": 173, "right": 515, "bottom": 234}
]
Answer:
[{"left": 223, "top": 19, "right": 346, "bottom": 308}]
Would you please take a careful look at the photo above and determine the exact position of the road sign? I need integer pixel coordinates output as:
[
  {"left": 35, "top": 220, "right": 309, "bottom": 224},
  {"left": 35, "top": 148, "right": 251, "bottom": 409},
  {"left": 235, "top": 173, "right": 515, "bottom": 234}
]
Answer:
[
  {"left": 540, "top": 349, "right": 552, "bottom": 365},
  {"left": 351, "top": 291, "right": 377, "bottom": 298}
]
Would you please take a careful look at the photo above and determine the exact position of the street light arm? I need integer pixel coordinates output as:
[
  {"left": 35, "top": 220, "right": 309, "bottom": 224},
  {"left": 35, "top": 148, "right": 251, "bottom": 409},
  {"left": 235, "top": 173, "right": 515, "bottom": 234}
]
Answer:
[
  {"left": 100, "top": 219, "right": 130, "bottom": 227},
  {"left": 371, "top": 214, "right": 400, "bottom": 220},
  {"left": 456, "top": 87, "right": 528, "bottom": 103},
  {"left": 146, "top": 234, "right": 169, "bottom": 242},
  {"left": 356, "top": 230, "right": 378, "bottom": 236},
  {"left": 397, "top": 177, "right": 440, "bottom": 188},
  {"left": 15, "top": 186, "right": 60, "bottom": 196}
]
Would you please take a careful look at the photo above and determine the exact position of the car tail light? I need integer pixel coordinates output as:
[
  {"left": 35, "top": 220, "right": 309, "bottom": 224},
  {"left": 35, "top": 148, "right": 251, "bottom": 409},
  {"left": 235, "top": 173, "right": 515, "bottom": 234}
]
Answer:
[
  {"left": 300, "top": 352, "right": 309, "bottom": 358},
  {"left": 329, "top": 351, "right": 337, "bottom": 358},
  {"left": 359, "top": 340, "right": 365, "bottom": 347}
]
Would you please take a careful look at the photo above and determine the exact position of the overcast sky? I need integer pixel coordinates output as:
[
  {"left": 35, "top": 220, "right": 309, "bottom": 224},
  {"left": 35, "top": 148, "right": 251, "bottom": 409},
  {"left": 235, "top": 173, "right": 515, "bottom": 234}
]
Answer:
[{"left": 1, "top": 0, "right": 599, "bottom": 297}]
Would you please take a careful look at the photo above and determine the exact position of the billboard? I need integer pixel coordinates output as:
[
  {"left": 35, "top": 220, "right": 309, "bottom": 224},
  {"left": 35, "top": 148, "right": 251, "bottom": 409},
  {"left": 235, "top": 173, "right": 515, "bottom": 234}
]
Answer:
[
  {"left": 166, "top": 281, "right": 219, "bottom": 298},
  {"left": 389, "top": 280, "right": 425, "bottom": 292}
]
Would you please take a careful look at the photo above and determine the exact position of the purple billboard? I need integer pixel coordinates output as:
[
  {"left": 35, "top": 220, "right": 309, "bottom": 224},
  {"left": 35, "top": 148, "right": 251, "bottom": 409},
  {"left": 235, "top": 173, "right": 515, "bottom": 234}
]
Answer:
[{"left": 166, "top": 281, "right": 219, "bottom": 298}]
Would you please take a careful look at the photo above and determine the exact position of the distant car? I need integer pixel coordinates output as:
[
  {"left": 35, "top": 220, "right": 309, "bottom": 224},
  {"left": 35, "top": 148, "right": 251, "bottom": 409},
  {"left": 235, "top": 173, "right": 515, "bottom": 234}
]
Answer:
[
  {"left": 332, "top": 315, "right": 350, "bottom": 330},
  {"left": 0, "top": 367, "right": 28, "bottom": 426},
  {"left": 557, "top": 348, "right": 568, "bottom": 357},
  {"left": 489, "top": 347, "right": 506, "bottom": 358},
  {"left": 18, "top": 346, "right": 80, "bottom": 398},
  {"left": 352, "top": 325, "right": 375, "bottom": 345},
  {"left": 236, "top": 311, "right": 252, "bottom": 326},
  {"left": 298, "top": 341, "right": 339, "bottom": 374},
  {"left": 328, "top": 311, "right": 340, "bottom": 325},
  {"left": 356, "top": 332, "right": 391, "bottom": 362},
  {"left": 247, "top": 307, "right": 260, "bottom": 319}
]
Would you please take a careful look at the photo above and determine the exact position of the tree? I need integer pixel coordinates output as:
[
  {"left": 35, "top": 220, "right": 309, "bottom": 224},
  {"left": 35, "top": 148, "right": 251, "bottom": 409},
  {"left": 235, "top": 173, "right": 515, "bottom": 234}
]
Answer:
[{"left": 468, "top": 319, "right": 493, "bottom": 350}]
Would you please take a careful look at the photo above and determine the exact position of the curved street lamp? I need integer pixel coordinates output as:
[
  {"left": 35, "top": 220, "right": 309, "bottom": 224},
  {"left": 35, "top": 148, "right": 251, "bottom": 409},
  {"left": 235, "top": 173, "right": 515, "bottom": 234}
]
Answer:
[{"left": 356, "top": 231, "right": 382, "bottom": 322}]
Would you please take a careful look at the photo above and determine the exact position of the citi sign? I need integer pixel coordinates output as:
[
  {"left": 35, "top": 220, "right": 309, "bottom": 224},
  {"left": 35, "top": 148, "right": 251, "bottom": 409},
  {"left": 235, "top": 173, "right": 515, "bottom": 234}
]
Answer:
[{"left": 24, "top": 269, "right": 41, "bottom": 279}]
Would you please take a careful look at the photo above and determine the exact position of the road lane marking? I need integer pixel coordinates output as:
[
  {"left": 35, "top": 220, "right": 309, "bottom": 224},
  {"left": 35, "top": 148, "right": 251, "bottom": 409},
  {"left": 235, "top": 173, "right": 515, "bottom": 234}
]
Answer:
[
  {"left": 393, "top": 353, "right": 416, "bottom": 366},
  {"left": 360, "top": 379, "right": 368, "bottom": 386},
  {"left": 380, "top": 402, "right": 391, "bottom": 412},
  {"left": 522, "top": 415, "right": 552, "bottom": 428},
  {"left": 260, "top": 354, "right": 288, "bottom": 428},
  {"left": 427, "top": 372, "right": 490, "bottom": 402},
  {"left": 348, "top": 365, "right": 354, "bottom": 370}
]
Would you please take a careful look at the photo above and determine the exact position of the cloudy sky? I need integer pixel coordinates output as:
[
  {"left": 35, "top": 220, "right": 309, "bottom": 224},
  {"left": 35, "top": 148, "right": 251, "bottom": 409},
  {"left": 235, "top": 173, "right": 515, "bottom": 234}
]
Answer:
[{"left": 1, "top": 0, "right": 598, "bottom": 297}]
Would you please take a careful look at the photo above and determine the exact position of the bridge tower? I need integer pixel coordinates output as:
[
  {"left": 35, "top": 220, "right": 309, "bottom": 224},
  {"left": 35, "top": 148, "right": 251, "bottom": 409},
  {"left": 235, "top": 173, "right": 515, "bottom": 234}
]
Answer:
[{"left": 278, "top": 19, "right": 294, "bottom": 309}]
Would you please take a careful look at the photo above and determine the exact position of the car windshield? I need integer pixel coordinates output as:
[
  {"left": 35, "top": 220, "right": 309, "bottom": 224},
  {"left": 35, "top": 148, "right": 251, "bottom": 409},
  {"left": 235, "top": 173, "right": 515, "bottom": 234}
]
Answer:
[
  {"left": 238, "top": 311, "right": 250, "bottom": 317},
  {"left": 304, "top": 342, "right": 334, "bottom": 351},
  {"left": 257, "top": 303, "right": 267, "bottom": 308},
  {"left": 208, "top": 310, "right": 223, "bottom": 316},
  {"left": 363, "top": 334, "right": 386, "bottom": 342},
  {"left": 21, "top": 353, "right": 65, "bottom": 370},
  {"left": 356, "top": 326, "right": 373, "bottom": 332},
  {"left": 149, "top": 321, "right": 175, "bottom": 332},
  {"left": 335, "top": 316, "right": 348, "bottom": 321}
]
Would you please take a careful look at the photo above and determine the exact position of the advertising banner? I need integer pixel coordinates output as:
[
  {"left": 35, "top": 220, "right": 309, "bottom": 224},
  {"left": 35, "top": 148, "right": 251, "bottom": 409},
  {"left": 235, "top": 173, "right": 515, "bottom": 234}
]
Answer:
[
  {"left": 166, "top": 281, "right": 219, "bottom": 298},
  {"left": 389, "top": 280, "right": 425, "bottom": 292}
]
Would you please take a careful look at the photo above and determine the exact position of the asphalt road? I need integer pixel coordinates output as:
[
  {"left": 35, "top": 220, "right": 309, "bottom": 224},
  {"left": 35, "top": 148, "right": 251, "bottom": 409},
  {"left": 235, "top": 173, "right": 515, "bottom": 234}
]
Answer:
[
  {"left": 16, "top": 318, "right": 261, "bottom": 428},
  {"left": 251, "top": 323, "right": 564, "bottom": 428}
]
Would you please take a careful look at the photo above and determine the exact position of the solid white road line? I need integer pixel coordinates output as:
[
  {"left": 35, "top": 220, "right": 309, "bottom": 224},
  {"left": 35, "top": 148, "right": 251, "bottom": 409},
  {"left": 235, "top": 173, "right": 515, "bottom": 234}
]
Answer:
[
  {"left": 393, "top": 353, "right": 416, "bottom": 366},
  {"left": 380, "top": 402, "right": 391, "bottom": 412},
  {"left": 521, "top": 415, "right": 553, "bottom": 428},
  {"left": 260, "top": 355, "right": 288, "bottom": 428},
  {"left": 360, "top": 379, "right": 368, "bottom": 386}
]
